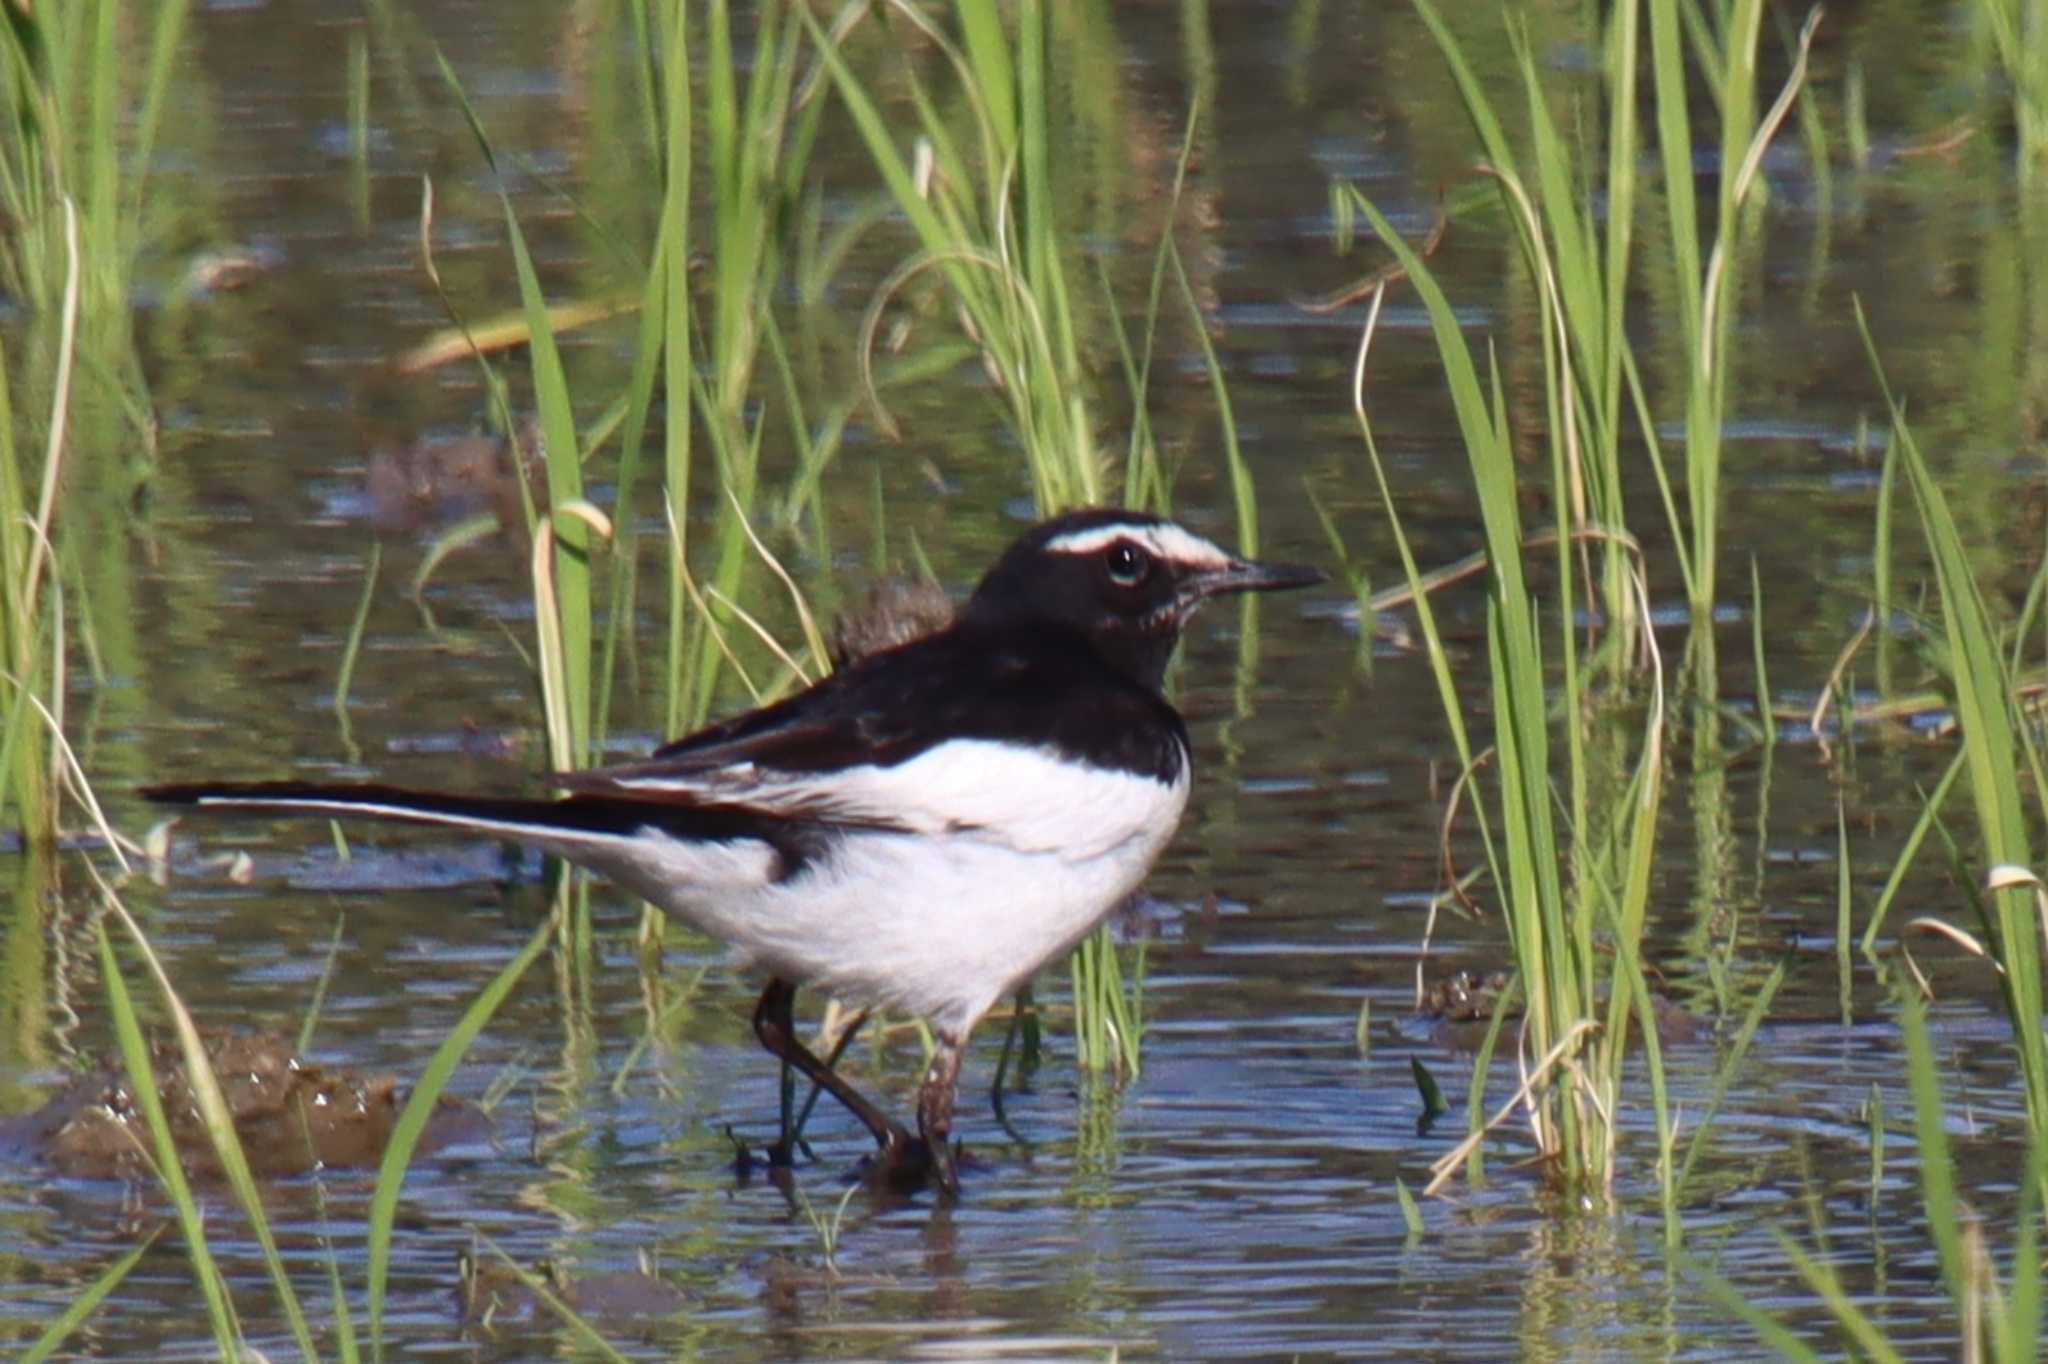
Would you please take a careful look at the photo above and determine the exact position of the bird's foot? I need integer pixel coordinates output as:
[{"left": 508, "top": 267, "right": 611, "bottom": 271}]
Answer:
[
  {"left": 865, "top": 1127, "right": 929, "bottom": 1186},
  {"left": 857, "top": 1132, "right": 970, "bottom": 1199},
  {"left": 728, "top": 1125, "right": 814, "bottom": 1180}
]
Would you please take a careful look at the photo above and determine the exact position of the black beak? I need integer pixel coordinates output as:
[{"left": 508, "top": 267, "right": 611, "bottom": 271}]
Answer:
[{"left": 1185, "top": 555, "right": 1328, "bottom": 603}]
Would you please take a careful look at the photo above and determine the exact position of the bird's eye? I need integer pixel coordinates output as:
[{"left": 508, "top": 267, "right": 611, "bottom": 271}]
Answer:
[{"left": 1105, "top": 541, "right": 1150, "bottom": 587}]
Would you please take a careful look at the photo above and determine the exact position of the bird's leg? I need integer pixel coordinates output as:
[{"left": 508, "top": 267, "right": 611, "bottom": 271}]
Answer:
[
  {"left": 917, "top": 1031, "right": 967, "bottom": 1199},
  {"left": 767, "top": 1004, "right": 869, "bottom": 1163},
  {"left": 989, "top": 986, "right": 1038, "bottom": 1141},
  {"left": 774, "top": 1059, "right": 797, "bottom": 1164},
  {"left": 989, "top": 1013, "right": 1016, "bottom": 1130},
  {"left": 751, "top": 980, "right": 913, "bottom": 1162},
  {"left": 786, "top": 1008, "right": 869, "bottom": 1153}
]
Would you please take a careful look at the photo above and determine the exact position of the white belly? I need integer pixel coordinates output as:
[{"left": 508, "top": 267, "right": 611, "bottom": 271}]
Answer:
[{"left": 594, "top": 742, "right": 1192, "bottom": 1035}]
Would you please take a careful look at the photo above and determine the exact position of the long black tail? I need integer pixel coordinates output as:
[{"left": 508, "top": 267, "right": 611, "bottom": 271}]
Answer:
[
  {"left": 144, "top": 781, "right": 626, "bottom": 838},
  {"left": 142, "top": 781, "right": 774, "bottom": 846}
]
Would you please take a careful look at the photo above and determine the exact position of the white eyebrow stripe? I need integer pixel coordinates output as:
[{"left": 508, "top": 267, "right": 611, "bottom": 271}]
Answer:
[{"left": 1042, "top": 522, "right": 1235, "bottom": 568}]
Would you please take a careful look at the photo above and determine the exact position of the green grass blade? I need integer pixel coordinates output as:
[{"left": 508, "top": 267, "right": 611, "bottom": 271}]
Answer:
[
  {"left": 105, "top": 898, "right": 318, "bottom": 1361},
  {"left": 1860, "top": 754, "right": 1964, "bottom": 956},
  {"left": 1858, "top": 299, "right": 2046, "bottom": 1125},
  {"left": 1348, "top": 194, "right": 1526, "bottom": 608},
  {"left": 1749, "top": 557, "right": 1774, "bottom": 749},
  {"left": 1836, "top": 799, "right": 1853, "bottom": 1025},
  {"left": 334, "top": 542, "right": 381, "bottom": 758},
  {"left": 500, "top": 200, "right": 592, "bottom": 769},
  {"left": 1608, "top": 888, "right": 1675, "bottom": 1241},
  {"left": 474, "top": 1233, "right": 636, "bottom": 1362},
  {"left": 1900, "top": 990, "right": 1965, "bottom": 1302},
  {"left": 19, "top": 1227, "right": 161, "bottom": 1364},
  {"left": 1166, "top": 234, "right": 1255, "bottom": 554},
  {"left": 96, "top": 922, "right": 241, "bottom": 1356},
  {"left": 432, "top": 48, "right": 592, "bottom": 770},
  {"left": 2004, "top": 1132, "right": 2045, "bottom": 1361},
  {"left": 954, "top": 0, "right": 1016, "bottom": 162},
  {"left": 658, "top": 2, "right": 693, "bottom": 736},
  {"left": 1675, "top": 955, "right": 1786, "bottom": 1201},
  {"left": 368, "top": 910, "right": 556, "bottom": 1357},
  {"left": 1394, "top": 1177, "right": 1424, "bottom": 1238},
  {"left": 1684, "top": 1246, "right": 1832, "bottom": 1362},
  {"left": 297, "top": 914, "right": 349, "bottom": 1055},
  {"left": 1775, "top": 1230, "right": 1911, "bottom": 1364},
  {"left": 796, "top": 9, "right": 972, "bottom": 302}
]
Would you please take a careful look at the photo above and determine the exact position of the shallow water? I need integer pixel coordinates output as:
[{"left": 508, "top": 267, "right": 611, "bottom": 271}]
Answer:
[{"left": 2, "top": 2, "right": 2042, "bottom": 1359}]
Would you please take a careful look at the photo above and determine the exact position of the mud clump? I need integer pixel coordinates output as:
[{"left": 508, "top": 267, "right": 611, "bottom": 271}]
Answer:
[
  {"left": 366, "top": 415, "right": 546, "bottom": 538},
  {"left": 1418, "top": 970, "right": 1512, "bottom": 1024},
  {"left": 0, "top": 1032, "right": 488, "bottom": 1180},
  {"left": 1412, "top": 970, "right": 1704, "bottom": 1048}
]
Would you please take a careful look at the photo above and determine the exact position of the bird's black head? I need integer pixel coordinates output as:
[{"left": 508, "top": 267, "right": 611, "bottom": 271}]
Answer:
[{"left": 963, "top": 508, "right": 1325, "bottom": 690}]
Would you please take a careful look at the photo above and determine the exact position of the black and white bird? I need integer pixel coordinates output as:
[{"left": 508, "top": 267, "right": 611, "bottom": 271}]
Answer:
[{"left": 146, "top": 508, "right": 1322, "bottom": 1196}]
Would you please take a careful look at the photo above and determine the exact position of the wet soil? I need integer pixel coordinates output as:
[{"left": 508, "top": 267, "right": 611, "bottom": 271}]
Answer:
[{"left": 0, "top": 1031, "right": 487, "bottom": 1180}]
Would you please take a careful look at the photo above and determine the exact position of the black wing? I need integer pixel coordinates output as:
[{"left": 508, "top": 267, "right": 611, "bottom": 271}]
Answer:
[{"left": 555, "top": 624, "right": 1187, "bottom": 820}]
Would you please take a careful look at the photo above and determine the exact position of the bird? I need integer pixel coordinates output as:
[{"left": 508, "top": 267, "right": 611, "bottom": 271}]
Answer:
[{"left": 145, "top": 507, "right": 1324, "bottom": 1197}]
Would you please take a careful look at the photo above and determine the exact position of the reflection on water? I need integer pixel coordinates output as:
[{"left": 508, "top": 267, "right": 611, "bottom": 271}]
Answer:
[{"left": 0, "top": 0, "right": 2040, "bottom": 1358}]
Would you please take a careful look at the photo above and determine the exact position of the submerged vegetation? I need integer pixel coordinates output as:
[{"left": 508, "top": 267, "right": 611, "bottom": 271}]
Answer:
[{"left": 1, "top": 0, "right": 2048, "bottom": 1356}]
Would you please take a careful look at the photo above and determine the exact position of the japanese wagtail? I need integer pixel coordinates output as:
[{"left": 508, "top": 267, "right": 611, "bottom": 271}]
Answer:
[{"left": 146, "top": 507, "right": 1324, "bottom": 1196}]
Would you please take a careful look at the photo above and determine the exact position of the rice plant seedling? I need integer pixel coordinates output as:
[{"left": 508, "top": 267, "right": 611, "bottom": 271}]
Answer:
[
  {"left": 0, "top": 0, "right": 189, "bottom": 311},
  {"left": 433, "top": 0, "right": 831, "bottom": 755},
  {"left": 800, "top": 0, "right": 1106, "bottom": 514},
  {"left": 1705, "top": 988, "right": 2047, "bottom": 1360},
  {"left": 1349, "top": 168, "right": 1666, "bottom": 1209},
  {"left": 1342, "top": 0, "right": 1817, "bottom": 1207},
  {"left": 1973, "top": 0, "right": 2048, "bottom": 191},
  {"left": 797, "top": 1181, "right": 864, "bottom": 1282},
  {"left": 1857, "top": 304, "right": 2048, "bottom": 1138},
  {"left": 1393, "top": 1177, "right": 1424, "bottom": 1239},
  {"left": 0, "top": 15, "right": 184, "bottom": 1265},
  {"left": 1685, "top": 304, "right": 2048, "bottom": 1355},
  {"left": 635, "top": 0, "right": 847, "bottom": 739},
  {"left": 429, "top": 52, "right": 598, "bottom": 774},
  {"left": 0, "top": 0, "right": 200, "bottom": 852},
  {"left": 0, "top": 259, "right": 63, "bottom": 845}
]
